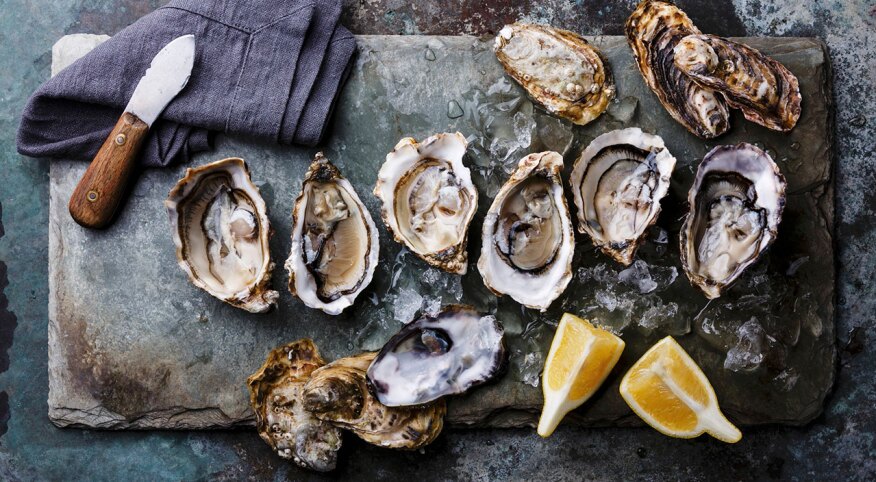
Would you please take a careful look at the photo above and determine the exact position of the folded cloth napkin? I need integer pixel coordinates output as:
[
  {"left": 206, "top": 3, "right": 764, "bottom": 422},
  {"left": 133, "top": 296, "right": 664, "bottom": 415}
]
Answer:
[{"left": 17, "top": 0, "right": 356, "bottom": 167}]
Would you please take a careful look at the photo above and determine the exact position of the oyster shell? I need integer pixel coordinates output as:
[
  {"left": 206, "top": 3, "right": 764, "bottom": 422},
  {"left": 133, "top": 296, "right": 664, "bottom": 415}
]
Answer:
[
  {"left": 494, "top": 23, "right": 615, "bottom": 126},
  {"left": 680, "top": 143, "right": 786, "bottom": 299},
  {"left": 626, "top": 0, "right": 730, "bottom": 138},
  {"left": 477, "top": 151, "right": 574, "bottom": 311},
  {"left": 674, "top": 34, "right": 802, "bottom": 132},
  {"left": 303, "top": 352, "right": 446, "bottom": 450},
  {"left": 246, "top": 339, "right": 342, "bottom": 472},
  {"left": 165, "top": 158, "right": 278, "bottom": 313},
  {"left": 374, "top": 133, "right": 478, "bottom": 274},
  {"left": 366, "top": 305, "right": 507, "bottom": 407},
  {"left": 286, "top": 153, "right": 379, "bottom": 315},
  {"left": 570, "top": 128, "right": 676, "bottom": 265}
]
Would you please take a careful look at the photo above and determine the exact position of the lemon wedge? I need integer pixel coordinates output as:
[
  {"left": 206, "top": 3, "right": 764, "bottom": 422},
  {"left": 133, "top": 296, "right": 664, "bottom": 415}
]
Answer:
[
  {"left": 620, "top": 336, "right": 742, "bottom": 443},
  {"left": 537, "top": 313, "right": 625, "bottom": 437}
]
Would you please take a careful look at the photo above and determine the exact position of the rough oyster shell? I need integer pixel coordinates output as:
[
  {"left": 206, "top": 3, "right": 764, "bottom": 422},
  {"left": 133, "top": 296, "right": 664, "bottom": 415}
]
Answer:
[
  {"left": 680, "top": 143, "right": 787, "bottom": 299},
  {"left": 165, "top": 158, "right": 278, "bottom": 313},
  {"left": 374, "top": 133, "right": 478, "bottom": 274},
  {"left": 303, "top": 351, "right": 446, "bottom": 450},
  {"left": 494, "top": 22, "right": 615, "bottom": 126},
  {"left": 570, "top": 128, "right": 676, "bottom": 265},
  {"left": 366, "top": 305, "right": 507, "bottom": 407},
  {"left": 477, "top": 151, "right": 574, "bottom": 311},
  {"left": 246, "top": 339, "right": 342, "bottom": 472},
  {"left": 674, "top": 34, "right": 802, "bottom": 132},
  {"left": 626, "top": 0, "right": 730, "bottom": 138},
  {"left": 286, "top": 153, "right": 379, "bottom": 315}
]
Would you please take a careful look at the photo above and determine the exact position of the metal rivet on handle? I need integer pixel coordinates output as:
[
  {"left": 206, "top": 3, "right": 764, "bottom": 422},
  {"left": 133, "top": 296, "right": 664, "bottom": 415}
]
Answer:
[
  {"left": 115, "top": 134, "right": 127, "bottom": 145},
  {"left": 87, "top": 190, "right": 99, "bottom": 202}
]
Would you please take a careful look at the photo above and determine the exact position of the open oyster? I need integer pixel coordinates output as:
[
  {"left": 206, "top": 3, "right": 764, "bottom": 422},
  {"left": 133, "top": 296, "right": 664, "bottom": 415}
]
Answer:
[
  {"left": 680, "top": 144, "right": 786, "bottom": 299},
  {"left": 246, "top": 339, "right": 342, "bottom": 472},
  {"left": 166, "top": 158, "right": 278, "bottom": 313},
  {"left": 286, "top": 153, "right": 379, "bottom": 315},
  {"left": 366, "top": 305, "right": 507, "bottom": 407},
  {"left": 478, "top": 151, "right": 574, "bottom": 311},
  {"left": 304, "top": 352, "right": 446, "bottom": 449},
  {"left": 374, "top": 133, "right": 478, "bottom": 274},
  {"left": 494, "top": 23, "right": 615, "bottom": 126},
  {"left": 674, "top": 34, "right": 802, "bottom": 132},
  {"left": 570, "top": 128, "right": 676, "bottom": 265},
  {"left": 626, "top": 0, "right": 730, "bottom": 138}
]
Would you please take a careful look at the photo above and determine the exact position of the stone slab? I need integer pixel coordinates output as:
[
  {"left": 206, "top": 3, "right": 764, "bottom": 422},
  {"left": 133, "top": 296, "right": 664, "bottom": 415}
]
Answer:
[{"left": 48, "top": 35, "right": 834, "bottom": 429}]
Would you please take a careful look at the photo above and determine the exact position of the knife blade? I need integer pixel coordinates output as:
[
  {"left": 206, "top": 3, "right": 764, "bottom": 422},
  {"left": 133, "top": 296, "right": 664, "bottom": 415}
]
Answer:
[{"left": 69, "top": 34, "right": 196, "bottom": 229}]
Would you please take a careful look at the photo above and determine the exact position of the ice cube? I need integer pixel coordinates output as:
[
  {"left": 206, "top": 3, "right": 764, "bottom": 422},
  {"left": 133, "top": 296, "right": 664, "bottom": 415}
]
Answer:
[
  {"left": 519, "top": 351, "right": 543, "bottom": 388},
  {"left": 618, "top": 260, "right": 658, "bottom": 294},
  {"left": 724, "top": 318, "right": 775, "bottom": 372}
]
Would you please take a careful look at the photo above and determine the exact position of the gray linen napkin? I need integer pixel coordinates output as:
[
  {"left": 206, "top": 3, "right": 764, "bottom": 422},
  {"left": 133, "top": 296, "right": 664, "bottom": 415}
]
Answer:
[{"left": 17, "top": 0, "right": 355, "bottom": 167}]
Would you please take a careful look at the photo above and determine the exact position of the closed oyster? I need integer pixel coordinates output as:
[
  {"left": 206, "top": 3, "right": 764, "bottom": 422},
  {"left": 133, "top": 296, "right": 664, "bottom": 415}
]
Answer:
[
  {"left": 286, "top": 153, "right": 379, "bottom": 315},
  {"left": 303, "top": 352, "right": 446, "bottom": 450},
  {"left": 246, "top": 339, "right": 342, "bottom": 472},
  {"left": 626, "top": 0, "right": 730, "bottom": 138},
  {"left": 374, "top": 133, "right": 478, "bottom": 274},
  {"left": 570, "top": 128, "right": 676, "bottom": 265},
  {"left": 494, "top": 23, "right": 615, "bottom": 126},
  {"left": 166, "top": 158, "right": 278, "bottom": 313},
  {"left": 674, "top": 34, "right": 802, "bottom": 132},
  {"left": 680, "top": 144, "right": 786, "bottom": 299},
  {"left": 478, "top": 151, "right": 574, "bottom": 311},
  {"left": 366, "top": 305, "right": 507, "bottom": 407}
]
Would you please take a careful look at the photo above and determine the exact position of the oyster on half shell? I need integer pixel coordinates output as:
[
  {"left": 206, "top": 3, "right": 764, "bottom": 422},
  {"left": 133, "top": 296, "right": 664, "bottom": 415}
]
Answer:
[
  {"left": 165, "top": 158, "right": 278, "bottom": 313},
  {"left": 286, "top": 153, "right": 379, "bottom": 315},
  {"left": 374, "top": 133, "right": 478, "bottom": 274},
  {"left": 626, "top": 0, "right": 730, "bottom": 138},
  {"left": 494, "top": 23, "right": 615, "bottom": 126},
  {"left": 303, "top": 352, "right": 446, "bottom": 450},
  {"left": 478, "top": 151, "right": 574, "bottom": 311},
  {"left": 570, "top": 128, "right": 676, "bottom": 265},
  {"left": 680, "top": 143, "right": 786, "bottom": 299},
  {"left": 246, "top": 339, "right": 342, "bottom": 472},
  {"left": 366, "top": 305, "right": 507, "bottom": 407},
  {"left": 674, "top": 34, "right": 802, "bottom": 132}
]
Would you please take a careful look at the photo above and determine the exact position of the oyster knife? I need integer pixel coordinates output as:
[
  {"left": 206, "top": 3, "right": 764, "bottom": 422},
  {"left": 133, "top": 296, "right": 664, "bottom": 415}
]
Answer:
[{"left": 69, "top": 34, "right": 196, "bottom": 229}]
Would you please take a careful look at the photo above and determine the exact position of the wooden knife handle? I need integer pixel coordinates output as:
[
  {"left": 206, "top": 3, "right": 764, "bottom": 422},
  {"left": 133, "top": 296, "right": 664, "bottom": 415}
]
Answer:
[{"left": 69, "top": 112, "right": 149, "bottom": 229}]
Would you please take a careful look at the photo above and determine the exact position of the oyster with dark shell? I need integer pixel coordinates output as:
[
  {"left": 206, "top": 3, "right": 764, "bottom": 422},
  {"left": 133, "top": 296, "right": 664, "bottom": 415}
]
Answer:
[
  {"left": 494, "top": 23, "right": 615, "bottom": 126},
  {"left": 674, "top": 34, "right": 802, "bottom": 132},
  {"left": 366, "top": 305, "right": 508, "bottom": 406},
  {"left": 626, "top": 0, "right": 730, "bottom": 138},
  {"left": 680, "top": 143, "right": 787, "bottom": 299},
  {"left": 303, "top": 352, "right": 446, "bottom": 450},
  {"left": 246, "top": 339, "right": 342, "bottom": 472}
]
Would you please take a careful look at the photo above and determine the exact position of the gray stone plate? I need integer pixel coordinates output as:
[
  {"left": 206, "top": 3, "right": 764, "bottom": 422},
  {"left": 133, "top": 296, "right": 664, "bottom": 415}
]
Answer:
[{"left": 48, "top": 35, "right": 834, "bottom": 429}]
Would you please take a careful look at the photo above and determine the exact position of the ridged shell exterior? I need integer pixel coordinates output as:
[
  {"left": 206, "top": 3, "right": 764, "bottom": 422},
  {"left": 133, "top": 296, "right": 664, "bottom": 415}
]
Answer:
[
  {"left": 625, "top": 0, "right": 730, "bottom": 138},
  {"left": 494, "top": 23, "right": 615, "bottom": 126},
  {"left": 303, "top": 352, "right": 446, "bottom": 450}
]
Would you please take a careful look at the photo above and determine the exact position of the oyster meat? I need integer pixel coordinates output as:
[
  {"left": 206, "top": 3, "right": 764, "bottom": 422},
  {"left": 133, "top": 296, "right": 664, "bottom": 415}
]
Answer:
[
  {"left": 304, "top": 352, "right": 446, "bottom": 450},
  {"left": 494, "top": 23, "right": 615, "bottom": 126},
  {"left": 570, "top": 128, "right": 676, "bottom": 265},
  {"left": 626, "top": 0, "right": 730, "bottom": 138},
  {"left": 374, "top": 133, "right": 478, "bottom": 274},
  {"left": 366, "top": 305, "right": 507, "bottom": 407},
  {"left": 674, "top": 34, "right": 802, "bottom": 132},
  {"left": 246, "top": 339, "right": 342, "bottom": 472},
  {"left": 165, "top": 158, "right": 278, "bottom": 313},
  {"left": 680, "top": 143, "right": 786, "bottom": 299},
  {"left": 286, "top": 153, "right": 379, "bottom": 315},
  {"left": 478, "top": 151, "right": 574, "bottom": 311}
]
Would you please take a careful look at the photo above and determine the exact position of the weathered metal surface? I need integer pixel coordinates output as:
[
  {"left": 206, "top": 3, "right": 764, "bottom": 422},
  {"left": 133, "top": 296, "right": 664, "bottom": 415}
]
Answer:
[
  {"left": 47, "top": 34, "right": 834, "bottom": 430},
  {"left": 3, "top": 0, "right": 875, "bottom": 480}
]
